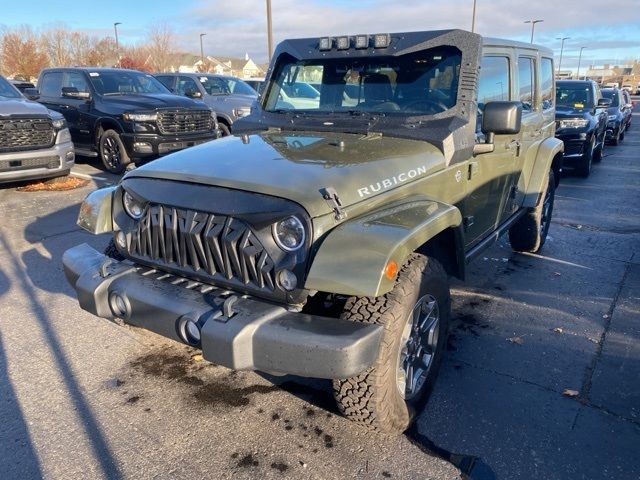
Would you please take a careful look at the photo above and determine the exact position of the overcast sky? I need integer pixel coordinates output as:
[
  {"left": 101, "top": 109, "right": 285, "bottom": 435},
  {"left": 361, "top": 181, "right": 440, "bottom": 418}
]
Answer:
[{"left": 2, "top": 0, "right": 639, "bottom": 68}]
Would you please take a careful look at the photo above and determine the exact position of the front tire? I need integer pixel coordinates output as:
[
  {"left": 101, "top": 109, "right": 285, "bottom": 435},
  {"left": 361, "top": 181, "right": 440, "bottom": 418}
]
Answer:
[
  {"left": 509, "top": 169, "right": 555, "bottom": 253},
  {"left": 99, "top": 129, "right": 130, "bottom": 174},
  {"left": 333, "top": 254, "right": 450, "bottom": 434}
]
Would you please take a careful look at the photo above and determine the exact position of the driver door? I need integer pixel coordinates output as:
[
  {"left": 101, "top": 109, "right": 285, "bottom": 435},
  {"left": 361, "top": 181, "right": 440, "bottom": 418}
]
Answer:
[{"left": 463, "top": 54, "right": 517, "bottom": 247}]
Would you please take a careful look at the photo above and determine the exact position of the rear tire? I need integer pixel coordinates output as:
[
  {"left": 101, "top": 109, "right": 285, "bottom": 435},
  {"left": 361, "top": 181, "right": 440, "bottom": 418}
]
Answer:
[
  {"left": 333, "top": 254, "right": 450, "bottom": 434},
  {"left": 509, "top": 170, "right": 555, "bottom": 253},
  {"left": 99, "top": 129, "right": 130, "bottom": 174}
]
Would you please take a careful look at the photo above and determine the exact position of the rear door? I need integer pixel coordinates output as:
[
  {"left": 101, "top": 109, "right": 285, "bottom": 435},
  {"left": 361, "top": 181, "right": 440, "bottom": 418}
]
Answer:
[{"left": 463, "top": 53, "right": 518, "bottom": 247}]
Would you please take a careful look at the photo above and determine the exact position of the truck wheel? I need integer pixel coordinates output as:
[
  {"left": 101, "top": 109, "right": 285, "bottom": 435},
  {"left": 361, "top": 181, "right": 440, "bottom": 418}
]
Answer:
[
  {"left": 333, "top": 253, "right": 450, "bottom": 434},
  {"left": 611, "top": 127, "right": 621, "bottom": 146},
  {"left": 509, "top": 170, "right": 555, "bottom": 253},
  {"left": 593, "top": 135, "right": 604, "bottom": 163},
  {"left": 99, "top": 129, "right": 130, "bottom": 174},
  {"left": 104, "top": 239, "right": 125, "bottom": 261},
  {"left": 575, "top": 136, "right": 594, "bottom": 177}
]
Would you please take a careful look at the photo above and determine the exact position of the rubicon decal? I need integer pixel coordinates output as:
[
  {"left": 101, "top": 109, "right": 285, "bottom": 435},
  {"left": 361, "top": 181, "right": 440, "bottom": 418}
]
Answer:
[{"left": 357, "top": 165, "right": 429, "bottom": 197}]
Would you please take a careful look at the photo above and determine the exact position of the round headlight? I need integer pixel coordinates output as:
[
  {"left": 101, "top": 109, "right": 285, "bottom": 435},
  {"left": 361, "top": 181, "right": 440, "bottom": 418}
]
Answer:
[
  {"left": 123, "top": 191, "right": 144, "bottom": 219},
  {"left": 273, "top": 216, "right": 305, "bottom": 252}
]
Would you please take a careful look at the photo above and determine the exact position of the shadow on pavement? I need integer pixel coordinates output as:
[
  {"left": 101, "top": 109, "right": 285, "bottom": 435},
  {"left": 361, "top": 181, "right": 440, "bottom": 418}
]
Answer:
[
  {"left": 1, "top": 232, "right": 122, "bottom": 479},
  {"left": 0, "top": 334, "right": 44, "bottom": 479}
]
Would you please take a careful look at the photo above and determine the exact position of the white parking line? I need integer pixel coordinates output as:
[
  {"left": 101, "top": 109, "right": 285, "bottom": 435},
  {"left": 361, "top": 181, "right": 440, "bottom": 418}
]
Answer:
[{"left": 71, "top": 172, "right": 108, "bottom": 182}]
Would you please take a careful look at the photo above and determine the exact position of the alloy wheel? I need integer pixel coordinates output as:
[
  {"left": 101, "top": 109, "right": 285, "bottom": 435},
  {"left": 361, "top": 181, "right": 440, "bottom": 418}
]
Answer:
[{"left": 396, "top": 294, "right": 440, "bottom": 400}]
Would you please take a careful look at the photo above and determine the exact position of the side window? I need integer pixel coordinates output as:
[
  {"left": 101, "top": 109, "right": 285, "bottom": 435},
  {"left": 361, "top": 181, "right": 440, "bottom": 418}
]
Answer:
[
  {"left": 156, "top": 76, "right": 175, "bottom": 91},
  {"left": 39, "top": 72, "right": 63, "bottom": 97},
  {"left": 62, "top": 72, "right": 89, "bottom": 93},
  {"left": 477, "top": 56, "right": 510, "bottom": 111},
  {"left": 477, "top": 56, "right": 510, "bottom": 132},
  {"left": 540, "top": 57, "right": 554, "bottom": 110},
  {"left": 176, "top": 77, "right": 199, "bottom": 95},
  {"left": 518, "top": 57, "right": 535, "bottom": 112}
]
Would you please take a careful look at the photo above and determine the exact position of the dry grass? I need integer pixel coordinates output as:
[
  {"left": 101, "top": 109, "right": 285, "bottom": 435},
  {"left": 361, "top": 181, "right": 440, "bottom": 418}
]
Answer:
[{"left": 16, "top": 175, "right": 89, "bottom": 192}]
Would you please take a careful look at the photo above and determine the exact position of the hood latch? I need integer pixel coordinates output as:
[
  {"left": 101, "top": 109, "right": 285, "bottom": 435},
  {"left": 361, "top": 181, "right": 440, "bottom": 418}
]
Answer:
[{"left": 320, "top": 187, "right": 347, "bottom": 221}]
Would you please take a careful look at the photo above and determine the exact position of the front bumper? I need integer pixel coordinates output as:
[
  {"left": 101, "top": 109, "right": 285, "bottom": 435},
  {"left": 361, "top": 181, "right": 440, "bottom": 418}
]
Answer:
[
  {"left": 556, "top": 131, "right": 589, "bottom": 159},
  {"left": 62, "top": 243, "right": 382, "bottom": 379},
  {"left": 0, "top": 140, "right": 75, "bottom": 184},
  {"left": 121, "top": 131, "right": 218, "bottom": 159}
]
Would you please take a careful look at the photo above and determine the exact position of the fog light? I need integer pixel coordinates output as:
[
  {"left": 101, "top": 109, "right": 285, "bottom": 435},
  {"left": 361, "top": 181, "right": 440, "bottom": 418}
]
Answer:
[
  {"left": 133, "top": 142, "right": 153, "bottom": 153},
  {"left": 65, "top": 151, "right": 75, "bottom": 163},
  {"left": 178, "top": 316, "right": 201, "bottom": 345},
  {"left": 278, "top": 269, "right": 297, "bottom": 291},
  {"left": 116, "top": 231, "right": 127, "bottom": 248},
  {"left": 109, "top": 292, "right": 129, "bottom": 318}
]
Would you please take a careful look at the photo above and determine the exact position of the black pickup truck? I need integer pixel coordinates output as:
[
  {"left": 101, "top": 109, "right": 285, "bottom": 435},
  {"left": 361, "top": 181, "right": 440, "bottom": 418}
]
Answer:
[
  {"left": 555, "top": 80, "right": 609, "bottom": 178},
  {"left": 35, "top": 68, "right": 220, "bottom": 173}
]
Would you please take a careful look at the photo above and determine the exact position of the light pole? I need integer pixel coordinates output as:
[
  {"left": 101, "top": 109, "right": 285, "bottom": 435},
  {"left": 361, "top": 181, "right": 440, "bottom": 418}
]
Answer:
[
  {"left": 114, "top": 22, "right": 121, "bottom": 67},
  {"left": 524, "top": 19, "right": 543, "bottom": 43},
  {"left": 199, "top": 33, "right": 207, "bottom": 67},
  {"left": 266, "top": 0, "right": 273, "bottom": 61},
  {"left": 471, "top": 0, "right": 477, "bottom": 33},
  {"left": 576, "top": 46, "right": 587, "bottom": 80},
  {"left": 556, "top": 37, "right": 570, "bottom": 74}
]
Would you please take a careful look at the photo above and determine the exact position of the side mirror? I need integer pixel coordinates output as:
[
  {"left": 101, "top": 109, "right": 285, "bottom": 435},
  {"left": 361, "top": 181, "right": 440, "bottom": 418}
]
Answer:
[
  {"left": 23, "top": 87, "right": 40, "bottom": 100},
  {"left": 62, "top": 86, "right": 91, "bottom": 100},
  {"left": 473, "top": 101, "right": 522, "bottom": 155},
  {"left": 597, "top": 98, "right": 611, "bottom": 107},
  {"left": 185, "top": 89, "right": 203, "bottom": 99}
]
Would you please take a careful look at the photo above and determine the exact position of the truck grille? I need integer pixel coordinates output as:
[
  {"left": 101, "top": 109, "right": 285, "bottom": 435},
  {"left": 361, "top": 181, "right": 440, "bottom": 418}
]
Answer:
[
  {"left": 127, "top": 204, "right": 276, "bottom": 292},
  {"left": 157, "top": 110, "right": 213, "bottom": 135},
  {"left": 0, "top": 118, "right": 55, "bottom": 153}
]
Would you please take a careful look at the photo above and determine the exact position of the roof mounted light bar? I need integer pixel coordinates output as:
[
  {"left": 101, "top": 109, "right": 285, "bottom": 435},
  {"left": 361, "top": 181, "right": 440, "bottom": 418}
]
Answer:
[{"left": 318, "top": 33, "right": 390, "bottom": 51}]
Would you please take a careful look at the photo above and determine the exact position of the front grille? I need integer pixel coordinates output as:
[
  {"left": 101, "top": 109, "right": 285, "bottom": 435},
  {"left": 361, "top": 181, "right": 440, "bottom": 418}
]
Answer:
[
  {"left": 157, "top": 110, "right": 213, "bottom": 135},
  {"left": 127, "top": 204, "right": 276, "bottom": 292},
  {"left": 0, "top": 118, "right": 55, "bottom": 153},
  {"left": 0, "top": 155, "right": 59, "bottom": 172}
]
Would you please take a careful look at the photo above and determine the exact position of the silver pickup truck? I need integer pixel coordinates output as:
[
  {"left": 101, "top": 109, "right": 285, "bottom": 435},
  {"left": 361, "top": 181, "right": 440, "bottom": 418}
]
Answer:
[{"left": 0, "top": 75, "right": 74, "bottom": 183}]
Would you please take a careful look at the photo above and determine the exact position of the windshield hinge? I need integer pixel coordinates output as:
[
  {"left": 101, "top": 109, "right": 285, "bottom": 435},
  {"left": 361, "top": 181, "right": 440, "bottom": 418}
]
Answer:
[{"left": 320, "top": 187, "right": 347, "bottom": 221}]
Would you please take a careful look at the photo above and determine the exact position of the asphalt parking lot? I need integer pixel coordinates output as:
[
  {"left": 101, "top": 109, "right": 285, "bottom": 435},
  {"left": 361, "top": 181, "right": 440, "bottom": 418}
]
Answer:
[{"left": 1, "top": 107, "right": 639, "bottom": 480}]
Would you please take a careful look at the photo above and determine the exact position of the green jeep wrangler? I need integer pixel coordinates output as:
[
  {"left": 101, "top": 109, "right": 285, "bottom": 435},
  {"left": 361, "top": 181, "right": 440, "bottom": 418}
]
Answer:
[{"left": 63, "top": 30, "right": 563, "bottom": 433}]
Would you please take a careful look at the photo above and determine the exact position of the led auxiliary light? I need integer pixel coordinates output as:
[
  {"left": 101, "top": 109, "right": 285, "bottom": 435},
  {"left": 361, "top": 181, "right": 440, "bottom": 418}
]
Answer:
[
  {"left": 336, "top": 36, "right": 350, "bottom": 50},
  {"left": 355, "top": 35, "right": 369, "bottom": 49},
  {"left": 319, "top": 37, "right": 332, "bottom": 50},
  {"left": 373, "top": 33, "right": 390, "bottom": 48}
]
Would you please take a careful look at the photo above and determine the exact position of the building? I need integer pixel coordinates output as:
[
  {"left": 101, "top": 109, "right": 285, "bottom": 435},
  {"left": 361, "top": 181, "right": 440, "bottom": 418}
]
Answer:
[
  {"left": 170, "top": 55, "right": 265, "bottom": 79},
  {"left": 585, "top": 64, "right": 633, "bottom": 85}
]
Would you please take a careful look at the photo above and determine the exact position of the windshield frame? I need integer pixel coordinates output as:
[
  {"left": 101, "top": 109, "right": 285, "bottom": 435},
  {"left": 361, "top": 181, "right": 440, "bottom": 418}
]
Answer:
[
  {"left": 0, "top": 76, "right": 23, "bottom": 99},
  {"left": 262, "top": 46, "right": 463, "bottom": 118},
  {"left": 88, "top": 70, "right": 171, "bottom": 96}
]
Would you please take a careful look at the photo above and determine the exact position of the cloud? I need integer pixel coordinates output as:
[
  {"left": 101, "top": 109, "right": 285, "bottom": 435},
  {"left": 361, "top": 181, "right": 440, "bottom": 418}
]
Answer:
[{"left": 176, "top": 0, "right": 640, "bottom": 62}]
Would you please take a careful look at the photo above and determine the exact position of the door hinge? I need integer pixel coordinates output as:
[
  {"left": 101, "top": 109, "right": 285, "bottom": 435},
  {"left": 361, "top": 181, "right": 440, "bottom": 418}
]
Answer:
[{"left": 320, "top": 187, "right": 347, "bottom": 221}]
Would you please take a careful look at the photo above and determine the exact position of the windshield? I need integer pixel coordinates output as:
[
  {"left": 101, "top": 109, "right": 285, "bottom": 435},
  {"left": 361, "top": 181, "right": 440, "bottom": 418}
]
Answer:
[
  {"left": 556, "top": 84, "right": 593, "bottom": 108},
  {"left": 0, "top": 77, "right": 22, "bottom": 99},
  {"left": 263, "top": 47, "right": 462, "bottom": 115},
  {"left": 89, "top": 71, "right": 170, "bottom": 95},
  {"left": 600, "top": 90, "right": 620, "bottom": 107},
  {"left": 198, "top": 76, "right": 257, "bottom": 96}
]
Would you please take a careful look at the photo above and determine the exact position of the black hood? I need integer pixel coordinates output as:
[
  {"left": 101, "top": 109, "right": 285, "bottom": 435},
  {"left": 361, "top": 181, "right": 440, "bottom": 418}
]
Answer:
[
  {"left": 555, "top": 105, "right": 591, "bottom": 119},
  {"left": 96, "top": 93, "right": 209, "bottom": 113}
]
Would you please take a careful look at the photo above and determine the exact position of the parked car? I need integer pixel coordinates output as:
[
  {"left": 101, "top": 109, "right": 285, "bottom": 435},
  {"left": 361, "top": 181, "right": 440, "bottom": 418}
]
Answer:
[
  {"left": 0, "top": 74, "right": 74, "bottom": 184},
  {"left": 621, "top": 84, "right": 633, "bottom": 93},
  {"left": 63, "top": 30, "right": 563, "bottom": 434},
  {"left": 275, "top": 82, "right": 321, "bottom": 109},
  {"left": 244, "top": 78, "right": 265, "bottom": 94},
  {"left": 600, "top": 88, "right": 627, "bottom": 145},
  {"left": 555, "top": 80, "right": 608, "bottom": 177},
  {"left": 155, "top": 73, "right": 256, "bottom": 136},
  {"left": 35, "top": 67, "right": 219, "bottom": 174},
  {"left": 621, "top": 89, "right": 633, "bottom": 131},
  {"left": 10, "top": 80, "right": 36, "bottom": 95}
]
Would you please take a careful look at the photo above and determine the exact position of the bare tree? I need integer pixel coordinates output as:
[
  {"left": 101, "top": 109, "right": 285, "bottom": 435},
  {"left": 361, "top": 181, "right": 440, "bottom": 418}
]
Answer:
[
  {"left": 1, "top": 26, "right": 48, "bottom": 79},
  {"left": 145, "top": 23, "right": 176, "bottom": 72},
  {"left": 40, "top": 25, "right": 73, "bottom": 67}
]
